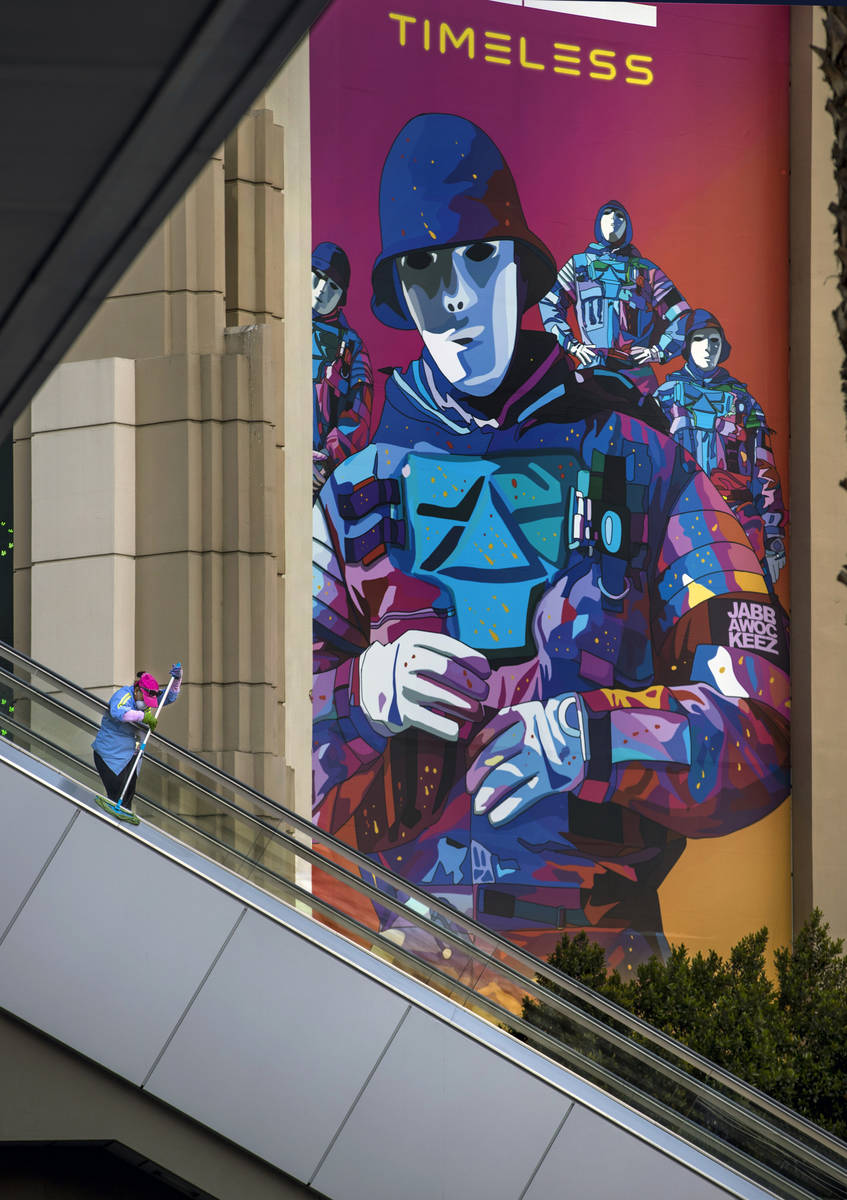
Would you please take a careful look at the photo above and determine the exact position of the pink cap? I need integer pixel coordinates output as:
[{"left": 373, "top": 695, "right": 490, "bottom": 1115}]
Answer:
[{"left": 136, "top": 672, "right": 160, "bottom": 704}]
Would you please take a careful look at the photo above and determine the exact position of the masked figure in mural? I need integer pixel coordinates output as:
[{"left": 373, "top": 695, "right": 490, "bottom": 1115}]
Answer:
[
  {"left": 312, "top": 242, "right": 374, "bottom": 496},
  {"left": 654, "top": 310, "right": 787, "bottom": 586},
  {"left": 312, "top": 114, "right": 790, "bottom": 973},
  {"left": 539, "top": 201, "right": 689, "bottom": 400}
]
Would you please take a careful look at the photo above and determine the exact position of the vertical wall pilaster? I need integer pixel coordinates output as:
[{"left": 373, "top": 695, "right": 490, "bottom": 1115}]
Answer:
[
  {"left": 13, "top": 50, "right": 310, "bottom": 816},
  {"left": 17, "top": 358, "right": 136, "bottom": 698},
  {"left": 790, "top": 7, "right": 847, "bottom": 939},
  {"left": 225, "top": 104, "right": 285, "bottom": 327},
  {"left": 267, "top": 42, "right": 312, "bottom": 820}
]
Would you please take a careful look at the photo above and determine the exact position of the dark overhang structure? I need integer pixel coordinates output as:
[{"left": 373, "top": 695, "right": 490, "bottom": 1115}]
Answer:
[{"left": 0, "top": 0, "right": 329, "bottom": 441}]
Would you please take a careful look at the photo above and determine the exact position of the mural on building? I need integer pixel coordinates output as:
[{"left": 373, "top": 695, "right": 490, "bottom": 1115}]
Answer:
[
  {"left": 539, "top": 199, "right": 689, "bottom": 400},
  {"left": 310, "top": 1, "right": 791, "bottom": 973},
  {"left": 654, "top": 309, "right": 787, "bottom": 588},
  {"left": 312, "top": 241, "right": 375, "bottom": 496}
]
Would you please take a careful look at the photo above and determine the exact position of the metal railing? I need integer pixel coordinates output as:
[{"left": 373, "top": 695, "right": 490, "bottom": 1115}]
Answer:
[{"left": 0, "top": 640, "right": 845, "bottom": 1199}]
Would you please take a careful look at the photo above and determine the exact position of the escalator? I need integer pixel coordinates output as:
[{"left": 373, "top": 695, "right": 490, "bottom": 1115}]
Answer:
[{"left": 0, "top": 640, "right": 845, "bottom": 1200}]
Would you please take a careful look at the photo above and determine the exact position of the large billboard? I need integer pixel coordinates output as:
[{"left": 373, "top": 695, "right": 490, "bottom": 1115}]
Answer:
[{"left": 310, "top": 1, "right": 791, "bottom": 975}]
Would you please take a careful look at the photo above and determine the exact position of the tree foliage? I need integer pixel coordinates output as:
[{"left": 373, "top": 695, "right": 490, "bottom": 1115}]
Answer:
[
  {"left": 817, "top": 7, "right": 847, "bottom": 433},
  {"left": 522, "top": 911, "right": 847, "bottom": 1140}
]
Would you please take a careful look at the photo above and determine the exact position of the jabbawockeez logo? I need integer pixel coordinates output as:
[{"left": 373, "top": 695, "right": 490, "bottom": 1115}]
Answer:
[{"left": 726, "top": 600, "right": 779, "bottom": 654}]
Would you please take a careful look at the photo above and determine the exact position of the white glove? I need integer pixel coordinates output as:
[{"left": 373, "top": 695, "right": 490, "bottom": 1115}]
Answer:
[
  {"left": 629, "top": 344, "right": 662, "bottom": 365},
  {"left": 359, "top": 631, "right": 491, "bottom": 741},
  {"left": 569, "top": 340, "right": 599, "bottom": 367},
  {"left": 468, "top": 696, "right": 588, "bottom": 826}
]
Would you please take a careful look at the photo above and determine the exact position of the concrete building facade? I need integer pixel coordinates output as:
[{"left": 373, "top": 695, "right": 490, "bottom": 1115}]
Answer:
[{"left": 12, "top": 45, "right": 312, "bottom": 811}]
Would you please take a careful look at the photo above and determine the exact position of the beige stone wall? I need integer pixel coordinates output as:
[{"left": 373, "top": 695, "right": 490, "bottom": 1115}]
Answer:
[
  {"left": 13, "top": 41, "right": 313, "bottom": 816},
  {"left": 13, "top": 359, "right": 137, "bottom": 698},
  {"left": 790, "top": 7, "right": 847, "bottom": 941},
  {"left": 265, "top": 40, "right": 313, "bottom": 817}
]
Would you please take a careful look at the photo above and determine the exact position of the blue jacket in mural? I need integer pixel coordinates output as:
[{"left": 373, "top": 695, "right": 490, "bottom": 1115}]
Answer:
[
  {"left": 313, "top": 331, "right": 789, "bottom": 972},
  {"left": 654, "top": 360, "right": 786, "bottom": 584},
  {"left": 539, "top": 201, "right": 689, "bottom": 397},
  {"left": 312, "top": 309, "right": 374, "bottom": 466}
]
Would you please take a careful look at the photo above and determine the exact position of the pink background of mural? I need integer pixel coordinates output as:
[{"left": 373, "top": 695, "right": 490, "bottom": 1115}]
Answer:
[
  {"left": 311, "top": 3, "right": 790, "bottom": 598},
  {"left": 310, "top": 1, "right": 792, "bottom": 956}
]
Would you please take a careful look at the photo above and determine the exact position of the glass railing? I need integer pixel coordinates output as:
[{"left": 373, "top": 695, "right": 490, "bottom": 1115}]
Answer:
[{"left": 0, "top": 640, "right": 845, "bottom": 1200}]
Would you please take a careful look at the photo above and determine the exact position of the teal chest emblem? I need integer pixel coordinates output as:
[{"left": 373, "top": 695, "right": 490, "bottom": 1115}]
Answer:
[{"left": 402, "top": 452, "right": 579, "bottom": 655}]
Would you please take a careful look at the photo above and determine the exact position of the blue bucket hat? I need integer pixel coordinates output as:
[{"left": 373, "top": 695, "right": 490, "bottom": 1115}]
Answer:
[
  {"left": 371, "top": 113, "right": 557, "bottom": 330},
  {"left": 313, "top": 242, "right": 351, "bottom": 305},
  {"left": 681, "top": 309, "right": 731, "bottom": 362}
]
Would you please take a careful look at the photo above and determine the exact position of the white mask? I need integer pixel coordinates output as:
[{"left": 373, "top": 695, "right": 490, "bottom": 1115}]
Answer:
[
  {"left": 312, "top": 270, "right": 343, "bottom": 316},
  {"left": 397, "top": 240, "right": 519, "bottom": 398},
  {"left": 599, "top": 208, "right": 627, "bottom": 245},
  {"left": 689, "top": 329, "right": 723, "bottom": 372}
]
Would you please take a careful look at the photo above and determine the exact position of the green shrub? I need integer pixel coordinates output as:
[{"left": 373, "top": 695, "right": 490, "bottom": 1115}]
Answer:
[{"left": 521, "top": 910, "right": 847, "bottom": 1140}]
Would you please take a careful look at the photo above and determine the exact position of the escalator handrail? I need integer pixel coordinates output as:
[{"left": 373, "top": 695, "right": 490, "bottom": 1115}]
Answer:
[
  {"left": 104, "top": 796, "right": 831, "bottom": 1200},
  {"left": 0, "top": 725, "right": 836, "bottom": 1200},
  {"left": 0, "top": 722, "right": 824, "bottom": 1199},
  {"left": 3, "top": 639, "right": 846, "bottom": 1171},
  {"left": 1, "top": 651, "right": 807, "bottom": 1119}
]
